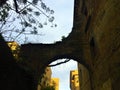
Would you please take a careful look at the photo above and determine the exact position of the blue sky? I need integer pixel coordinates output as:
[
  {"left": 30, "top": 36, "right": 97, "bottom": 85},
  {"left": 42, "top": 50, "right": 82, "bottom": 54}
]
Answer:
[
  {"left": 30, "top": 0, "right": 74, "bottom": 43},
  {"left": 51, "top": 59, "right": 77, "bottom": 90},
  {"left": 1, "top": 0, "right": 74, "bottom": 44}
]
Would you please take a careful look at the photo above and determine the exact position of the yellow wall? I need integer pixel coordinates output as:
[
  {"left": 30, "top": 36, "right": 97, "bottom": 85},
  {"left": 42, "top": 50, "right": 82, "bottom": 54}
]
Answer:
[
  {"left": 8, "top": 42, "right": 19, "bottom": 50},
  {"left": 51, "top": 78, "right": 59, "bottom": 90},
  {"left": 38, "top": 67, "right": 52, "bottom": 90},
  {"left": 7, "top": 41, "right": 20, "bottom": 59},
  {"left": 70, "top": 70, "right": 80, "bottom": 90}
]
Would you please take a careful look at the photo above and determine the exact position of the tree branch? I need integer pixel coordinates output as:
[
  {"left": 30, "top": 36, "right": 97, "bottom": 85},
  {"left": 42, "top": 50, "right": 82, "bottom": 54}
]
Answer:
[
  {"left": 13, "top": 0, "right": 19, "bottom": 13},
  {"left": 48, "top": 59, "right": 70, "bottom": 67}
]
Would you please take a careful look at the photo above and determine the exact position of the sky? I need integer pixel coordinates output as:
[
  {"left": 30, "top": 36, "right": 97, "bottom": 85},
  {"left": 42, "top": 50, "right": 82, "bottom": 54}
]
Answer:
[
  {"left": 50, "top": 59, "right": 77, "bottom": 90},
  {"left": 28, "top": 0, "right": 74, "bottom": 43},
  {"left": 1, "top": 0, "right": 74, "bottom": 44}
]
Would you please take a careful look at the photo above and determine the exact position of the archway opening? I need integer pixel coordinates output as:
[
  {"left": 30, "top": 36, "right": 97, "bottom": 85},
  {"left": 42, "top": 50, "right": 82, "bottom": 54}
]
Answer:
[
  {"left": 50, "top": 59, "right": 77, "bottom": 90},
  {"left": 38, "top": 59, "right": 91, "bottom": 90}
]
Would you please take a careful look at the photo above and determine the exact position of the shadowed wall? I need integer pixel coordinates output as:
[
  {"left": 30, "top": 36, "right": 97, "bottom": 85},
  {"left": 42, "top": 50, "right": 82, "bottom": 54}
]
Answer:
[{"left": 20, "top": 0, "right": 120, "bottom": 90}]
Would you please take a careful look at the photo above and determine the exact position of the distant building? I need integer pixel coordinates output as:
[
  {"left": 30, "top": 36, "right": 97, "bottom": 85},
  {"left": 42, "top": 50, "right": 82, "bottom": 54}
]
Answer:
[
  {"left": 7, "top": 41, "right": 20, "bottom": 60},
  {"left": 37, "top": 67, "right": 59, "bottom": 90},
  {"left": 37, "top": 67, "right": 52, "bottom": 90},
  {"left": 7, "top": 42, "right": 59, "bottom": 90},
  {"left": 70, "top": 70, "right": 80, "bottom": 90},
  {"left": 51, "top": 78, "right": 59, "bottom": 90}
]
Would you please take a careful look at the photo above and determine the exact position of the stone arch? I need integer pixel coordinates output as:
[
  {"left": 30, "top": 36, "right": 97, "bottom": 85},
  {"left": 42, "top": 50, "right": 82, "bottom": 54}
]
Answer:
[
  {"left": 18, "top": 0, "right": 120, "bottom": 90},
  {"left": 47, "top": 58, "right": 92, "bottom": 90},
  {"left": 47, "top": 55, "right": 91, "bottom": 72},
  {"left": 19, "top": 42, "right": 93, "bottom": 89},
  {"left": 20, "top": 42, "right": 92, "bottom": 71}
]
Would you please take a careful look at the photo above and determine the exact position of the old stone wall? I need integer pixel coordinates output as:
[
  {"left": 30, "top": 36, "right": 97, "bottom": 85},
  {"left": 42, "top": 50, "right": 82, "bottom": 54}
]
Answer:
[
  {"left": 20, "top": 0, "right": 120, "bottom": 90},
  {"left": 81, "top": 0, "right": 120, "bottom": 90},
  {"left": 78, "top": 63, "right": 91, "bottom": 90}
]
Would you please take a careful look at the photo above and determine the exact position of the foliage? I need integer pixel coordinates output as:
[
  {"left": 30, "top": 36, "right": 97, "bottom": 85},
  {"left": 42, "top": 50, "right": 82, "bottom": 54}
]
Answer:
[
  {"left": 0, "top": 0, "right": 57, "bottom": 44},
  {"left": 61, "top": 35, "right": 66, "bottom": 40},
  {"left": 38, "top": 67, "right": 56, "bottom": 90}
]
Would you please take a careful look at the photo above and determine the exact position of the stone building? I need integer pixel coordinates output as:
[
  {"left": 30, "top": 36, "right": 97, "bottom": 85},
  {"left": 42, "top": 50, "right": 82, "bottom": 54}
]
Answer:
[
  {"left": 51, "top": 78, "right": 59, "bottom": 90},
  {"left": 37, "top": 67, "right": 59, "bottom": 90},
  {"left": 37, "top": 67, "right": 52, "bottom": 90},
  {"left": 70, "top": 70, "right": 80, "bottom": 90}
]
